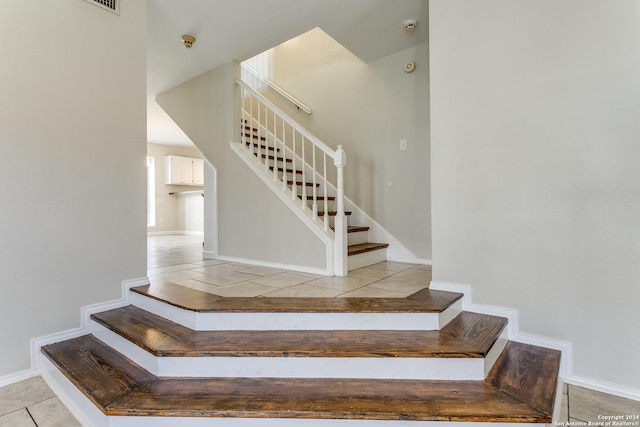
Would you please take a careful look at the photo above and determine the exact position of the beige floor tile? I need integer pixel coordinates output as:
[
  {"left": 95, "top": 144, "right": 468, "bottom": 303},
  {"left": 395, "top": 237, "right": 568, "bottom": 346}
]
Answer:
[
  {"left": 412, "top": 264, "right": 432, "bottom": 271},
  {"left": 0, "top": 409, "right": 36, "bottom": 427},
  {"left": 188, "top": 259, "right": 227, "bottom": 267},
  {"left": 0, "top": 377, "right": 55, "bottom": 417},
  {"left": 569, "top": 385, "right": 640, "bottom": 422},
  {"left": 368, "top": 278, "right": 429, "bottom": 294},
  {"left": 347, "top": 267, "right": 395, "bottom": 281},
  {"left": 191, "top": 263, "right": 248, "bottom": 275},
  {"left": 261, "top": 284, "right": 345, "bottom": 298},
  {"left": 193, "top": 271, "right": 262, "bottom": 286},
  {"left": 392, "top": 268, "right": 433, "bottom": 282},
  {"left": 149, "top": 269, "right": 206, "bottom": 282},
  {"left": 28, "top": 397, "right": 81, "bottom": 427},
  {"left": 174, "top": 279, "right": 222, "bottom": 294},
  {"left": 304, "top": 276, "right": 372, "bottom": 292},
  {"left": 364, "top": 261, "right": 416, "bottom": 273},
  {"left": 208, "top": 282, "right": 282, "bottom": 297},
  {"left": 234, "top": 266, "right": 287, "bottom": 276},
  {"left": 249, "top": 272, "right": 318, "bottom": 288},
  {"left": 338, "top": 285, "right": 411, "bottom": 298}
]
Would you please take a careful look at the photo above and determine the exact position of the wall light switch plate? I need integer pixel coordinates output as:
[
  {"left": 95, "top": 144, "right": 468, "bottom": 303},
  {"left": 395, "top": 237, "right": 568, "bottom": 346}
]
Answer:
[{"left": 399, "top": 139, "right": 408, "bottom": 151}]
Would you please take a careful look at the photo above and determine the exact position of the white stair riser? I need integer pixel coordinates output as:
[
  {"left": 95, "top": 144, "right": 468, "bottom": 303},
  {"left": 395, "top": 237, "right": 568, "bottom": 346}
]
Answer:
[
  {"left": 347, "top": 230, "right": 369, "bottom": 246},
  {"left": 90, "top": 320, "right": 496, "bottom": 380},
  {"left": 348, "top": 248, "right": 388, "bottom": 270},
  {"left": 130, "top": 292, "right": 462, "bottom": 331}
]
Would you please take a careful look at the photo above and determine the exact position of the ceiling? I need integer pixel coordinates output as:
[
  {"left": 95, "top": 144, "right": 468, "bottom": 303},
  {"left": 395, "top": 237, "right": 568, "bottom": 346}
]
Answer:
[{"left": 146, "top": 0, "right": 429, "bottom": 146}]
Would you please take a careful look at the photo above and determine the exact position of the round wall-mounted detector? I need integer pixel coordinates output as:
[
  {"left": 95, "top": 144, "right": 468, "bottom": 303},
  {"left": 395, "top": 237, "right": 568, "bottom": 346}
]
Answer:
[
  {"left": 403, "top": 19, "right": 418, "bottom": 31},
  {"left": 182, "top": 35, "right": 196, "bottom": 48},
  {"left": 404, "top": 61, "right": 416, "bottom": 73}
]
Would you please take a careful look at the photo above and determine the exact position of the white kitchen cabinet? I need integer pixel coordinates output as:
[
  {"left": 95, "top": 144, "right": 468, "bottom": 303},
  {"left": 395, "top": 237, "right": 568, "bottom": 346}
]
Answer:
[{"left": 165, "top": 155, "right": 204, "bottom": 186}]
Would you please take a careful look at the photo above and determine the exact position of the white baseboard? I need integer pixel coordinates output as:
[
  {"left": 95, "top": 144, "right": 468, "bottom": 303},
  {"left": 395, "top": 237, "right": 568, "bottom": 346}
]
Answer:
[
  {"left": 216, "top": 254, "right": 330, "bottom": 276},
  {"left": 0, "top": 368, "right": 40, "bottom": 388},
  {"left": 415, "top": 258, "right": 432, "bottom": 266},
  {"left": 202, "top": 250, "right": 217, "bottom": 260},
  {"left": 564, "top": 374, "right": 640, "bottom": 402},
  {"left": 30, "top": 277, "right": 149, "bottom": 373},
  {"left": 429, "top": 281, "right": 572, "bottom": 378},
  {"left": 429, "top": 280, "right": 640, "bottom": 403}
]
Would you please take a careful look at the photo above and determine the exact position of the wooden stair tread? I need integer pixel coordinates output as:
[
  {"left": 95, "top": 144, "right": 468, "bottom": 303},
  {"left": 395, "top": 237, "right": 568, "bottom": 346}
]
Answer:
[
  {"left": 286, "top": 180, "right": 318, "bottom": 187},
  {"left": 43, "top": 335, "right": 554, "bottom": 422},
  {"left": 91, "top": 306, "right": 507, "bottom": 358},
  {"left": 41, "top": 335, "right": 156, "bottom": 412},
  {"left": 244, "top": 141, "right": 277, "bottom": 151},
  {"left": 347, "top": 225, "right": 370, "bottom": 232},
  {"left": 270, "top": 166, "right": 303, "bottom": 175},
  {"left": 256, "top": 153, "right": 292, "bottom": 163},
  {"left": 487, "top": 341, "right": 561, "bottom": 417},
  {"left": 441, "top": 311, "right": 508, "bottom": 354},
  {"left": 348, "top": 242, "right": 390, "bottom": 256},
  {"left": 131, "top": 282, "right": 462, "bottom": 314},
  {"left": 318, "top": 210, "right": 352, "bottom": 216},
  {"left": 298, "top": 195, "right": 335, "bottom": 200}
]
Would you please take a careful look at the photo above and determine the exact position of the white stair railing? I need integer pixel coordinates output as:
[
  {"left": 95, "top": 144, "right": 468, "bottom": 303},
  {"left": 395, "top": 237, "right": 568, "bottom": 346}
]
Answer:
[{"left": 236, "top": 79, "right": 347, "bottom": 276}]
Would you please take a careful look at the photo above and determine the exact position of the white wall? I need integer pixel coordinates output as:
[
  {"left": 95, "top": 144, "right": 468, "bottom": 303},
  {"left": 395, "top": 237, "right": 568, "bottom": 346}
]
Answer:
[
  {"left": 244, "top": 28, "right": 431, "bottom": 260},
  {"left": 157, "top": 62, "right": 326, "bottom": 270},
  {"left": 0, "top": 0, "right": 146, "bottom": 377},
  {"left": 430, "top": 0, "right": 640, "bottom": 390},
  {"left": 147, "top": 143, "right": 203, "bottom": 234}
]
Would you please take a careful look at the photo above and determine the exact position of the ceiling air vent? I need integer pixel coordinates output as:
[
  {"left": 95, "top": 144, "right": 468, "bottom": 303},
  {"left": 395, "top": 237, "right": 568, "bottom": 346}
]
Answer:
[{"left": 84, "top": 0, "right": 119, "bottom": 15}]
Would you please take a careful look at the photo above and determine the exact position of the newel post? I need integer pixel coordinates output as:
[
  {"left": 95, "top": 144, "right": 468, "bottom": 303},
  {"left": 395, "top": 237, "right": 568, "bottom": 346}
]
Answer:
[{"left": 334, "top": 145, "right": 348, "bottom": 276}]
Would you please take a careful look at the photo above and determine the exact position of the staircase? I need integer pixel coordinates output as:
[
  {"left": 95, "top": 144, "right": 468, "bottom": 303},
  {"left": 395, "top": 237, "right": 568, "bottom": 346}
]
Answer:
[
  {"left": 234, "top": 79, "right": 390, "bottom": 276},
  {"left": 39, "top": 281, "right": 562, "bottom": 426}
]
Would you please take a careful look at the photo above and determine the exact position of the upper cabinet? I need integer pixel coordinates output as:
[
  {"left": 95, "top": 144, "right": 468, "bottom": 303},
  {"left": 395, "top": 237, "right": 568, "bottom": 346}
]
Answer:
[{"left": 165, "top": 155, "right": 204, "bottom": 186}]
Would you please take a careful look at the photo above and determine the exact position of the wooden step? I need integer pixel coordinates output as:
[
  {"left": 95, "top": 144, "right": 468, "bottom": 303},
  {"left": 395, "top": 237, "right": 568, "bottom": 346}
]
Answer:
[
  {"left": 245, "top": 141, "right": 277, "bottom": 151},
  {"left": 42, "top": 335, "right": 558, "bottom": 422},
  {"left": 243, "top": 132, "right": 266, "bottom": 141},
  {"left": 348, "top": 242, "right": 390, "bottom": 256},
  {"left": 91, "top": 305, "right": 505, "bottom": 359},
  {"left": 270, "top": 166, "right": 303, "bottom": 175},
  {"left": 347, "top": 225, "right": 369, "bottom": 233},
  {"left": 130, "top": 283, "right": 461, "bottom": 314},
  {"left": 256, "top": 153, "right": 292, "bottom": 163},
  {"left": 285, "top": 180, "right": 319, "bottom": 187},
  {"left": 318, "top": 210, "right": 352, "bottom": 217},
  {"left": 299, "top": 195, "right": 336, "bottom": 201}
]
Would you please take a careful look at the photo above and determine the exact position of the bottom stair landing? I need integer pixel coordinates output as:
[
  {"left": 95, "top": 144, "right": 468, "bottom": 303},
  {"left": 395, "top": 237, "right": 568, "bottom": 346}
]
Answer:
[
  {"left": 43, "top": 336, "right": 558, "bottom": 424},
  {"left": 39, "top": 284, "right": 562, "bottom": 427}
]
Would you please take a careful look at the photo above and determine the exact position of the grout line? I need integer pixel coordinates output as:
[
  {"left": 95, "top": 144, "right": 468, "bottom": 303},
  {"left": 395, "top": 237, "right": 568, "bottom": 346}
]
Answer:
[{"left": 25, "top": 407, "right": 38, "bottom": 426}]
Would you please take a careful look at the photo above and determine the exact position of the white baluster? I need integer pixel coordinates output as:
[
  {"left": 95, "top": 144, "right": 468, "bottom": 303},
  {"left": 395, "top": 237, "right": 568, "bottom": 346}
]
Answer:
[
  {"left": 301, "top": 136, "right": 307, "bottom": 210},
  {"left": 272, "top": 111, "right": 277, "bottom": 181},
  {"left": 323, "top": 153, "right": 328, "bottom": 231},
  {"left": 249, "top": 94, "right": 254, "bottom": 157},
  {"left": 256, "top": 100, "right": 262, "bottom": 163},
  {"left": 240, "top": 85, "right": 246, "bottom": 148},
  {"left": 264, "top": 104, "right": 269, "bottom": 173},
  {"left": 291, "top": 130, "right": 297, "bottom": 199},
  {"left": 281, "top": 118, "right": 287, "bottom": 191},
  {"left": 312, "top": 147, "right": 318, "bottom": 219}
]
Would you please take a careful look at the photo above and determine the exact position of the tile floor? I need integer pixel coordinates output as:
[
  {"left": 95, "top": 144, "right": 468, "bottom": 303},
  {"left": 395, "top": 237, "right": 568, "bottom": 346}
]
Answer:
[
  {"left": 148, "top": 235, "right": 432, "bottom": 299},
  {"left": 1, "top": 235, "right": 637, "bottom": 425}
]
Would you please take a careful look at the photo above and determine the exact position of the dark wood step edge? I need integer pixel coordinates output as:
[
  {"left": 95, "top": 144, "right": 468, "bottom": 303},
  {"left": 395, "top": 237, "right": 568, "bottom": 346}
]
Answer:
[
  {"left": 130, "top": 282, "right": 463, "bottom": 314},
  {"left": 91, "top": 306, "right": 509, "bottom": 359},
  {"left": 348, "top": 242, "right": 390, "bottom": 256},
  {"left": 42, "top": 334, "right": 553, "bottom": 422},
  {"left": 41, "top": 335, "right": 157, "bottom": 414},
  {"left": 486, "top": 340, "right": 561, "bottom": 419}
]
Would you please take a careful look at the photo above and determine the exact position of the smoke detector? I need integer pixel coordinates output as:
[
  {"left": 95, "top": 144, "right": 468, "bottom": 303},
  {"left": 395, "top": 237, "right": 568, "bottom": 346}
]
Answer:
[
  {"left": 182, "top": 35, "right": 196, "bottom": 49},
  {"left": 403, "top": 19, "right": 418, "bottom": 31}
]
